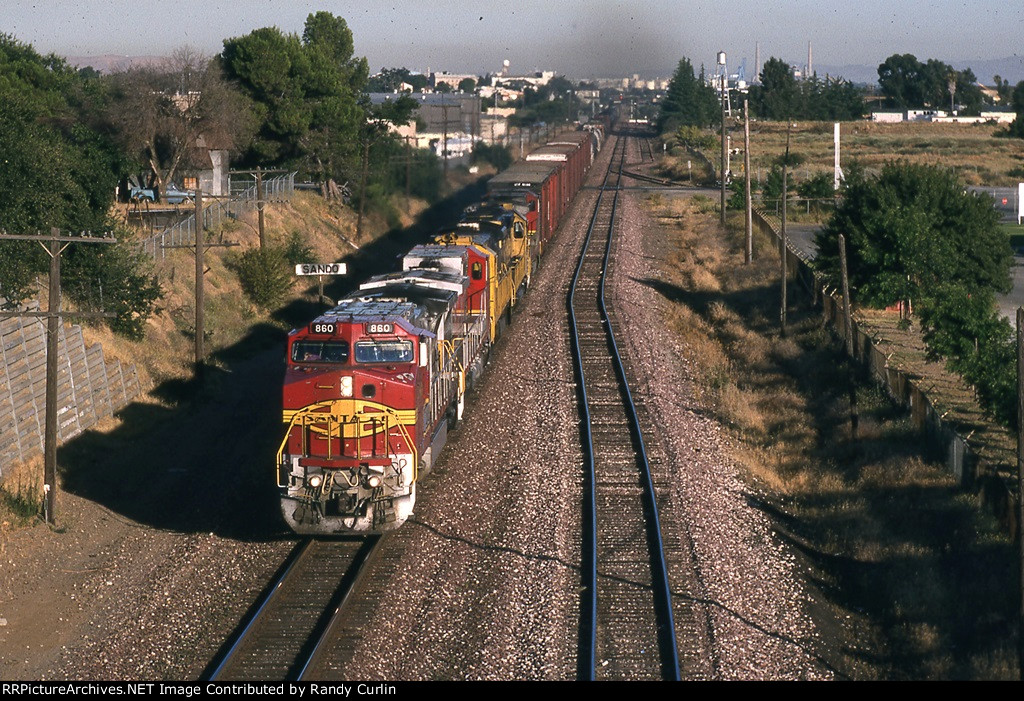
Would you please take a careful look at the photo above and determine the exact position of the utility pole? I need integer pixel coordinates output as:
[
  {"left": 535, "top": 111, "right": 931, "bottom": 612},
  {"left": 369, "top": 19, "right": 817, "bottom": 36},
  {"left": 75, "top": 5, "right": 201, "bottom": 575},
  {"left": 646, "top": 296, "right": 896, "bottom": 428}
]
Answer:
[
  {"left": 840, "top": 234, "right": 858, "bottom": 439},
  {"left": 405, "top": 135, "right": 412, "bottom": 213},
  {"left": 0, "top": 227, "right": 117, "bottom": 524},
  {"left": 229, "top": 167, "right": 288, "bottom": 249},
  {"left": 256, "top": 166, "right": 266, "bottom": 249},
  {"left": 194, "top": 191, "right": 206, "bottom": 371},
  {"left": 744, "top": 99, "right": 753, "bottom": 264},
  {"left": 162, "top": 188, "right": 237, "bottom": 374},
  {"left": 1017, "top": 307, "right": 1024, "bottom": 681},
  {"left": 720, "top": 61, "right": 727, "bottom": 226},
  {"left": 441, "top": 100, "right": 450, "bottom": 193},
  {"left": 780, "top": 124, "right": 791, "bottom": 337},
  {"left": 356, "top": 139, "right": 370, "bottom": 241}
]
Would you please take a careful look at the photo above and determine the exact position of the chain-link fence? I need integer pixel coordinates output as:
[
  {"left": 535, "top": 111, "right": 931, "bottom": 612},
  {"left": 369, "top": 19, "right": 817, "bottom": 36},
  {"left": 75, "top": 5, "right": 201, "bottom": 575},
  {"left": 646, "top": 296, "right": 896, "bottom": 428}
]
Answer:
[{"left": 138, "top": 172, "right": 295, "bottom": 260}]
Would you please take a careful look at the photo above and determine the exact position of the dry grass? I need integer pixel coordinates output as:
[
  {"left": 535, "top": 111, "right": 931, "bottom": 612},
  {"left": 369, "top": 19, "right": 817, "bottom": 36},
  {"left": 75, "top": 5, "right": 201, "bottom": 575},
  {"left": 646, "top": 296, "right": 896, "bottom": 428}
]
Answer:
[
  {"left": 103, "top": 190, "right": 367, "bottom": 387},
  {"left": 0, "top": 190, "right": 405, "bottom": 522},
  {"left": 644, "top": 193, "right": 1018, "bottom": 679},
  {"left": 747, "top": 120, "right": 1024, "bottom": 187},
  {"left": 660, "top": 119, "right": 1024, "bottom": 187}
]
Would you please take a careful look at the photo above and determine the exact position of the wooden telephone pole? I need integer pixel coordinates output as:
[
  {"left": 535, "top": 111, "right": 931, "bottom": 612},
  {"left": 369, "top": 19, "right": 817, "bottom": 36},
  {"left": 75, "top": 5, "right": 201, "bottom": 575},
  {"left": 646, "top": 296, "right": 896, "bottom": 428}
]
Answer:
[
  {"left": 744, "top": 99, "right": 753, "bottom": 264},
  {"left": 0, "top": 228, "right": 117, "bottom": 523},
  {"left": 161, "top": 189, "right": 237, "bottom": 373},
  {"left": 229, "top": 167, "right": 288, "bottom": 249}
]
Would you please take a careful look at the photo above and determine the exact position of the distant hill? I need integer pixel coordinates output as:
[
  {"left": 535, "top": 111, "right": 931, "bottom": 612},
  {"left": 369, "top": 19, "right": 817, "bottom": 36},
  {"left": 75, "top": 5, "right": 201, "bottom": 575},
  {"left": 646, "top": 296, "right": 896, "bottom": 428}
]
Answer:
[
  {"left": 950, "top": 55, "right": 1024, "bottom": 85},
  {"left": 65, "top": 54, "right": 166, "bottom": 73},
  {"left": 815, "top": 55, "right": 1024, "bottom": 87}
]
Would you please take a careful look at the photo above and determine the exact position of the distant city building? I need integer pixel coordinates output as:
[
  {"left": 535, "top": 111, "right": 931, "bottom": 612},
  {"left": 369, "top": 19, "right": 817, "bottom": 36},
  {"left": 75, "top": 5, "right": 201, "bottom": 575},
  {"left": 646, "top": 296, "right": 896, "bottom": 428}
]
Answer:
[
  {"left": 492, "top": 70, "right": 556, "bottom": 89},
  {"left": 369, "top": 92, "right": 481, "bottom": 136},
  {"left": 430, "top": 71, "right": 478, "bottom": 91},
  {"left": 479, "top": 85, "right": 523, "bottom": 103},
  {"left": 871, "top": 110, "right": 1016, "bottom": 124}
]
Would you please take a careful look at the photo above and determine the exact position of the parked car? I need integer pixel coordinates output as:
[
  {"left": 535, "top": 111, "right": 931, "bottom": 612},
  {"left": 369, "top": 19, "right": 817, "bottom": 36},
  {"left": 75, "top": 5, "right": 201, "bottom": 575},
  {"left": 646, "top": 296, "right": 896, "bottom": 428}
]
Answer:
[
  {"left": 130, "top": 186, "right": 156, "bottom": 202},
  {"left": 129, "top": 184, "right": 194, "bottom": 204},
  {"left": 164, "top": 185, "right": 195, "bottom": 205}
]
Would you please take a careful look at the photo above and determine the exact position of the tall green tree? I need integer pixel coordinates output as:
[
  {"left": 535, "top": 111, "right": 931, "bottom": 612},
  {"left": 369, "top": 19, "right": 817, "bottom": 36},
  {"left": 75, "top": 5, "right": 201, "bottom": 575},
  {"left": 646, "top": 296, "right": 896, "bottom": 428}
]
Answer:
[
  {"left": 658, "top": 57, "right": 719, "bottom": 133},
  {"left": 750, "top": 58, "right": 864, "bottom": 120},
  {"left": 878, "top": 53, "right": 928, "bottom": 109},
  {"left": 221, "top": 12, "right": 369, "bottom": 186},
  {"left": 816, "top": 162, "right": 1015, "bottom": 425},
  {"left": 754, "top": 57, "right": 799, "bottom": 119},
  {"left": 917, "top": 284, "right": 1017, "bottom": 426},
  {"left": 0, "top": 34, "right": 161, "bottom": 335},
  {"left": 815, "top": 162, "right": 1010, "bottom": 309},
  {"left": 877, "top": 53, "right": 982, "bottom": 113},
  {"left": 0, "top": 34, "right": 117, "bottom": 301},
  {"left": 1008, "top": 80, "right": 1024, "bottom": 138}
]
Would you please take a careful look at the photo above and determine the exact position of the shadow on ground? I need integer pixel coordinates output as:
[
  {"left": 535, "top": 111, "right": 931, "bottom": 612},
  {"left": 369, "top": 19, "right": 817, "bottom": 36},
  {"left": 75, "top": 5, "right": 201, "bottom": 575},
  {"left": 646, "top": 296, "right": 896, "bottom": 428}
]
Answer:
[
  {"left": 58, "top": 181, "right": 488, "bottom": 541},
  {"left": 638, "top": 270, "right": 1017, "bottom": 679}
]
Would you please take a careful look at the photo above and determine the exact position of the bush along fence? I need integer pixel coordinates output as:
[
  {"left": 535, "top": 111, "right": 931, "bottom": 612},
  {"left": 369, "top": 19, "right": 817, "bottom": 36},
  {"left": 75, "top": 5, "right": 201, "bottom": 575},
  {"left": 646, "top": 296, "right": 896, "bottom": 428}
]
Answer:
[
  {"left": 138, "top": 172, "right": 296, "bottom": 260},
  {"left": 752, "top": 209, "right": 1019, "bottom": 535},
  {"left": 0, "top": 302, "right": 142, "bottom": 482}
]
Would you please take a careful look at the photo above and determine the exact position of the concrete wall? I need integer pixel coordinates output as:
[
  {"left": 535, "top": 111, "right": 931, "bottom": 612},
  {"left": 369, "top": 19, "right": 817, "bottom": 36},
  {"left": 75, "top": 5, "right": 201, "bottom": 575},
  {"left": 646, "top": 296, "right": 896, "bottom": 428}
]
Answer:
[{"left": 0, "top": 305, "right": 142, "bottom": 481}]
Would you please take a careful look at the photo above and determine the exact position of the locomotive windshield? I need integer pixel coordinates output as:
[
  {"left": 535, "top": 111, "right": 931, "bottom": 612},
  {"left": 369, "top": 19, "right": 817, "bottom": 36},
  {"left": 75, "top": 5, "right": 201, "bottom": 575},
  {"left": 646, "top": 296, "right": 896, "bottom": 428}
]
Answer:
[
  {"left": 354, "top": 339, "right": 414, "bottom": 364},
  {"left": 291, "top": 340, "right": 349, "bottom": 363}
]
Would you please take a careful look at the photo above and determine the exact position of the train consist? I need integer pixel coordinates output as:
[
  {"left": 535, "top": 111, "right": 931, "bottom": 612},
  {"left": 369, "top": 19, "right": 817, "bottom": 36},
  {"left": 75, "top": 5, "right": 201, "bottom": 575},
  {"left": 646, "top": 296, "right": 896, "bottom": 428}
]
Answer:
[{"left": 277, "top": 126, "right": 603, "bottom": 533}]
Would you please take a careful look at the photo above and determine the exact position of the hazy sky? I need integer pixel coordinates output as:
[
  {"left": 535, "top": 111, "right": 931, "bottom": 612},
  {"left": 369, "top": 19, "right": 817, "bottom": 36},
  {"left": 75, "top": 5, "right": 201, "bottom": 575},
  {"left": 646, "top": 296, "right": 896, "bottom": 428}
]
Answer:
[{"left": 6, "top": 0, "right": 1024, "bottom": 78}]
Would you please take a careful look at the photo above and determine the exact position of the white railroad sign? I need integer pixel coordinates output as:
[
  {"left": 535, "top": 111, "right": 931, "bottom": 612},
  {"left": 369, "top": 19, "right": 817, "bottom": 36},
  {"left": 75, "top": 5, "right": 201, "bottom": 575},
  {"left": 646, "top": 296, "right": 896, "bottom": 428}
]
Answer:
[{"left": 296, "top": 262, "right": 347, "bottom": 276}]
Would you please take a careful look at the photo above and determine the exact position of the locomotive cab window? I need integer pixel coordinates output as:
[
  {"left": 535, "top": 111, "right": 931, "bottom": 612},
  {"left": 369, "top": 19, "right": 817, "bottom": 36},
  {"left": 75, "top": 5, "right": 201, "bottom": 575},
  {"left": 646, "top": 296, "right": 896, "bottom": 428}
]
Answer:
[
  {"left": 471, "top": 262, "right": 483, "bottom": 280},
  {"left": 355, "top": 339, "right": 414, "bottom": 364},
  {"left": 292, "top": 340, "right": 349, "bottom": 363},
  {"left": 513, "top": 222, "right": 525, "bottom": 239}
]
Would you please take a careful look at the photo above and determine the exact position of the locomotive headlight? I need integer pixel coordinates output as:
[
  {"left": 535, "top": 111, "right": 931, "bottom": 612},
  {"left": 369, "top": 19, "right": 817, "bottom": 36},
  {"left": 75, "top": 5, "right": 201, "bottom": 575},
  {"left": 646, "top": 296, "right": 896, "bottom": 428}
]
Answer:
[
  {"left": 366, "top": 474, "right": 382, "bottom": 489},
  {"left": 340, "top": 376, "right": 353, "bottom": 397},
  {"left": 308, "top": 474, "right": 323, "bottom": 489}
]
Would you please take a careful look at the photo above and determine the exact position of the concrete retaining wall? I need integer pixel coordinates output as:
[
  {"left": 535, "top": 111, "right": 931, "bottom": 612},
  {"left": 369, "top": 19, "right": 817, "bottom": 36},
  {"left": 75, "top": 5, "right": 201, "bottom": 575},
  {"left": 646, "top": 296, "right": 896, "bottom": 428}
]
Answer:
[{"left": 0, "top": 305, "right": 141, "bottom": 481}]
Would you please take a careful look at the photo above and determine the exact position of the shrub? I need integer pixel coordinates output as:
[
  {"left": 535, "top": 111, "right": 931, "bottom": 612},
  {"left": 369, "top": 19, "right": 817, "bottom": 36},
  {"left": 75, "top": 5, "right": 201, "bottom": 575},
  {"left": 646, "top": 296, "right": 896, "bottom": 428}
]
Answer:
[
  {"left": 282, "top": 231, "right": 314, "bottom": 267},
  {"left": 471, "top": 142, "right": 513, "bottom": 171},
  {"left": 232, "top": 246, "right": 293, "bottom": 309},
  {"left": 62, "top": 227, "right": 163, "bottom": 341}
]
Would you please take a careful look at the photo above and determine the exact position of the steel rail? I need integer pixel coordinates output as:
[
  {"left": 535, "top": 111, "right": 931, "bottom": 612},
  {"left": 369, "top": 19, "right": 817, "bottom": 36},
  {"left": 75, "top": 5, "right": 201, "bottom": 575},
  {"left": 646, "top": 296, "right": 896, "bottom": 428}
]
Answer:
[
  {"left": 205, "top": 536, "right": 379, "bottom": 681},
  {"left": 206, "top": 539, "right": 313, "bottom": 681},
  {"left": 295, "top": 535, "right": 382, "bottom": 680},
  {"left": 569, "top": 129, "right": 680, "bottom": 680}
]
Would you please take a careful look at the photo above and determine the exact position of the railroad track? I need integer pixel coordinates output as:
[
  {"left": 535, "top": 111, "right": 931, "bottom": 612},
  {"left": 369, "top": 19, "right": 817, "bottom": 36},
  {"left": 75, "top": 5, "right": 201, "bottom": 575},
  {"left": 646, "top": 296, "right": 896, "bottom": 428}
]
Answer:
[
  {"left": 637, "top": 133, "right": 654, "bottom": 162},
  {"left": 206, "top": 536, "right": 379, "bottom": 681},
  {"left": 569, "top": 131, "right": 680, "bottom": 681}
]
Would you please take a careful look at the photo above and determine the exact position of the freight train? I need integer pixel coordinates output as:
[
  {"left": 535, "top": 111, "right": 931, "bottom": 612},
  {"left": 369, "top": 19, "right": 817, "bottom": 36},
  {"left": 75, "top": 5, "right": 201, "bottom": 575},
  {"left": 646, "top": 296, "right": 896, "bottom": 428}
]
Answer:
[{"left": 277, "top": 126, "right": 603, "bottom": 533}]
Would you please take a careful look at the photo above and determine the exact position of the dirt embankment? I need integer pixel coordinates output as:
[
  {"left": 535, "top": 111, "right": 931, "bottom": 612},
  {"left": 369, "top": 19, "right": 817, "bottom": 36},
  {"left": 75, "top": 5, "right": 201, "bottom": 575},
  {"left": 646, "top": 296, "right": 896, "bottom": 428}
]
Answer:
[{"left": 0, "top": 180, "right": 492, "bottom": 679}]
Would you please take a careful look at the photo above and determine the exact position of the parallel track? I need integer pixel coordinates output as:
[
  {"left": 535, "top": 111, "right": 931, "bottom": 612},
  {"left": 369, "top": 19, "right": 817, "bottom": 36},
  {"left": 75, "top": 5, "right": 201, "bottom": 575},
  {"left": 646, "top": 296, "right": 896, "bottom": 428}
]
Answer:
[
  {"left": 637, "top": 134, "right": 654, "bottom": 162},
  {"left": 206, "top": 537, "right": 379, "bottom": 681},
  {"left": 570, "top": 130, "right": 680, "bottom": 681}
]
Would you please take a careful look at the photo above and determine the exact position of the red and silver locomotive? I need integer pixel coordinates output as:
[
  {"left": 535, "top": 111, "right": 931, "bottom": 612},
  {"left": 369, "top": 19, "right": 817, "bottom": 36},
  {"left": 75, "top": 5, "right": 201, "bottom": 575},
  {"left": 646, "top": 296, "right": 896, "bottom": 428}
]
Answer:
[{"left": 278, "top": 127, "right": 601, "bottom": 533}]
